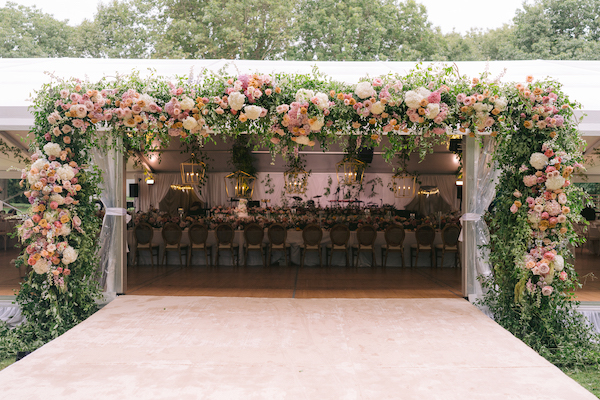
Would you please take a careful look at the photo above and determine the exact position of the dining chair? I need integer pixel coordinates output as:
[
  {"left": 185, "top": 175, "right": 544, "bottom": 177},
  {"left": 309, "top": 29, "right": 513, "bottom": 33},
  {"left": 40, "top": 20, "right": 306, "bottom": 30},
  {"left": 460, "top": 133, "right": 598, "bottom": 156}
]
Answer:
[
  {"left": 161, "top": 222, "right": 188, "bottom": 266},
  {"left": 0, "top": 218, "right": 9, "bottom": 251},
  {"left": 267, "top": 223, "right": 291, "bottom": 267},
  {"left": 410, "top": 224, "right": 436, "bottom": 267},
  {"left": 327, "top": 224, "right": 351, "bottom": 267},
  {"left": 381, "top": 224, "right": 405, "bottom": 268},
  {"left": 188, "top": 223, "right": 212, "bottom": 267},
  {"left": 301, "top": 224, "right": 323, "bottom": 268},
  {"left": 435, "top": 223, "right": 461, "bottom": 267},
  {"left": 352, "top": 224, "right": 377, "bottom": 267},
  {"left": 133, "top": 222, "right": 159, "bottom": 266},
  {"left": 243, "top": 223, "right": 266, "bottom": 267},
  {"left": 215, "top": 223, "right": 240, "bottom": 267}
]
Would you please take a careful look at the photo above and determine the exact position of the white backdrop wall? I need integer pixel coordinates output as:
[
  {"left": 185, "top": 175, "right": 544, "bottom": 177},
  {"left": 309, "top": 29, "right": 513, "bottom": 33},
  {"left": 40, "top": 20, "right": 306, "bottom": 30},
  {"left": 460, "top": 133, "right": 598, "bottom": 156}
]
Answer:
[{"left": 136, "top": 172, "right": 460, "bottom": 213}]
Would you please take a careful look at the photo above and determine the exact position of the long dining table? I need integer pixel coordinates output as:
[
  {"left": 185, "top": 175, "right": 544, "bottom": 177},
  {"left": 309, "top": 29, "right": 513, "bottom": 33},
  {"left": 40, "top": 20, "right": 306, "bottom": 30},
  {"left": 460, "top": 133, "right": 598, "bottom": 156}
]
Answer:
[{"left": 128, "top": 227, "right": 461, "bottom": 268}]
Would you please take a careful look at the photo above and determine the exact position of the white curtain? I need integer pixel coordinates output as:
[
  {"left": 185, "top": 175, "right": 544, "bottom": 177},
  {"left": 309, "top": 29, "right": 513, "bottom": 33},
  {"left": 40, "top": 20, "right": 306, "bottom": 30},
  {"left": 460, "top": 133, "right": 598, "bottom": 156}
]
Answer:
[
  {"left": 468, "top": 138, "right": 501, "bottom": 294},
  {"left": 135, "top": 172, "right": 459, "bottom": 211}
]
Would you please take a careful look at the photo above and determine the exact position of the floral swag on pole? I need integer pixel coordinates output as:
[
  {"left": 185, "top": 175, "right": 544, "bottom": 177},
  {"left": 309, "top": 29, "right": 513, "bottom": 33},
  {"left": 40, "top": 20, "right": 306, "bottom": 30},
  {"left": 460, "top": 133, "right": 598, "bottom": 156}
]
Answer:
[{"left": 9, "top": 65, "right": 596, "bottom": 365}]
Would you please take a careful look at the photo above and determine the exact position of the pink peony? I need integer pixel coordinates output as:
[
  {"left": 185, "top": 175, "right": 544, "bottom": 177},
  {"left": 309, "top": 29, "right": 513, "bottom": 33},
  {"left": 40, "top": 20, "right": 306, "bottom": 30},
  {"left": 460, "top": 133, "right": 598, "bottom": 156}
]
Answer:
[
  {"left": 49, "top": 201, "right": 59, "bottom": 210},
  {"left": 523, "top": 175, "right": 537, "bottom": 187},
  {"left": 510, "top": 204, "right": 518, "bottom": 213}
]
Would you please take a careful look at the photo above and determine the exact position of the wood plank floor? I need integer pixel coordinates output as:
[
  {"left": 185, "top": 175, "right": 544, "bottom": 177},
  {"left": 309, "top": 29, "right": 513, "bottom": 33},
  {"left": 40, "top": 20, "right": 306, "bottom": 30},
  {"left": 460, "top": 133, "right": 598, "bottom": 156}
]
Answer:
[{"left": 1, "top": 246, "right": 599, "bottom": 300}]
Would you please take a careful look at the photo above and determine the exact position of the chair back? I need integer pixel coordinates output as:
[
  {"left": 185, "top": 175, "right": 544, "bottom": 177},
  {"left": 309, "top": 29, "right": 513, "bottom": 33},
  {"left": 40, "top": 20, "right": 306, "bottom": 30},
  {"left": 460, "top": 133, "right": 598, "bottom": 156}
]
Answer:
[
  {"left": 302, "top": 224, "right": 323, "bottom": 246},
  {"left": 356, "top": 224, "right": 377, "bottom": 246},
  {"left": 216, "top": 223, "right": 235, "bottom": 245},
  {"left": 441, "top": 224, "right": 460, "bottom": 247},
  {"left": 268, "top": 224, "right": 287, "bottom": 246},
  {"left": 162, "top": 222, "right": 182, "bottom": 245},
  {"left": 134, "top": 223, "right": 154, "bottom": 245},
  {"left": 244, "top": 223, "right": 264, "bottom": 246},
  {"left": 415, "top": 224, "right": 435, "bottom": 246},
  {"left": 330, "top": 224, "right": 350, "bottom": 246},
  {"left": 188, "top": 223, "right": 209, "bottom": 245},
  {"left": 384, "top": 224, "right": 405, "bottom": 247}
]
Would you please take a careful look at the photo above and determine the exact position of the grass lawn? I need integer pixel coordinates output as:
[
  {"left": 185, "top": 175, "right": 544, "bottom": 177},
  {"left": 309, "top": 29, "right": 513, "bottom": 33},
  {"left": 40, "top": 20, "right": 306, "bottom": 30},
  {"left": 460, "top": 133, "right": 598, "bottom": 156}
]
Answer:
[
  {"left": 563, "top": 367, "right": 600, "bottom": 398},
  {"left": 0, "top": 357, "right": 15, "bottom": 371}
]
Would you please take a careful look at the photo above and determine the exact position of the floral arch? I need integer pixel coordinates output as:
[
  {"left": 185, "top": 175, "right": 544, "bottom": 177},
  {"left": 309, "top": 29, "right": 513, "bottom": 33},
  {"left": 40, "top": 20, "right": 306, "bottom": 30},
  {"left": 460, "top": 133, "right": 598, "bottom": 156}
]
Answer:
[{"left": 12, "top": 63, "right": 597, "bottom": 363}]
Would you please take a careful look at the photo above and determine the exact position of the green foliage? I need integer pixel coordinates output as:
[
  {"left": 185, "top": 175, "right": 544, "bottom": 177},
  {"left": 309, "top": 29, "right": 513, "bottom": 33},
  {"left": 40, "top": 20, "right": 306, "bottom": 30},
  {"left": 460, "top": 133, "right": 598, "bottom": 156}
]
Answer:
[{"left": 563, "top": 366, "right": 600, "bottom": 397}]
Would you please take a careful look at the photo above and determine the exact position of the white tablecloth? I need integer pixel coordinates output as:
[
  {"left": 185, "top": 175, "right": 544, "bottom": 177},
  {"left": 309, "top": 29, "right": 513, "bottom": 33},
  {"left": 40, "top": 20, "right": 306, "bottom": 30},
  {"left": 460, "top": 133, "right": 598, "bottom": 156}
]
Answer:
[{"left": 129, "top": 228, "right": 461, "bottom": 267}]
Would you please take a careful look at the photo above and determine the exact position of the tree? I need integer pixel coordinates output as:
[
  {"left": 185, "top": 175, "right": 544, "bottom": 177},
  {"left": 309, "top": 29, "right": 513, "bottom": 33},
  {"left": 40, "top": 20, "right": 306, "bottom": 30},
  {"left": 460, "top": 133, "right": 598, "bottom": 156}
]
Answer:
[
  {"left": 72, "top": 0, "right": 159, "bottom": 58},
  {"left": 512, "top": 0, "right": 600, "bottom": 59},
  {"left": 0, "top": 2, "right": 74, "bottom": 57},
  {"left": 154, "top": 0, "right": 292, "bottom": 59},
  {"left": 287, "top": 0, "right": 437, "bottom": 61}
]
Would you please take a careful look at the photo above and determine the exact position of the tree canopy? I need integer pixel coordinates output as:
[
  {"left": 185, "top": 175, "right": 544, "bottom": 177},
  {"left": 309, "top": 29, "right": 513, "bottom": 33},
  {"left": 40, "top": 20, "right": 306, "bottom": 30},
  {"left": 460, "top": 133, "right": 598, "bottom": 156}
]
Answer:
[{"left": 1, "top": 0, "right": 600, "bottom": 60}]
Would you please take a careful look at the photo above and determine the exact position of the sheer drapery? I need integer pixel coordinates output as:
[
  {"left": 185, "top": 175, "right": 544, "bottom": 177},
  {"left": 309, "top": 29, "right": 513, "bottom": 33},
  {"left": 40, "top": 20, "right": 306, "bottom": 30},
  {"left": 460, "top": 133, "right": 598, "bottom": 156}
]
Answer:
[
  {"left": 93, "top": 144, "right": 124, "bottom": 294},
  {"left": 463, "top": 138, "right": 500, "bottom": 295},
  {"left": 134, "top": 172, "right": 460, "bottom": 211}
]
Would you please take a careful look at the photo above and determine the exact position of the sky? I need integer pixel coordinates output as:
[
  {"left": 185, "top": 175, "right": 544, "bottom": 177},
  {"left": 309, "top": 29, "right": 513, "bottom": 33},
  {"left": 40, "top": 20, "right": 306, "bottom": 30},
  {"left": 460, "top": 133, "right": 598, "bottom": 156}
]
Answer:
[{"left": 1, "top": 0, "right": 526, "bottom": 34}]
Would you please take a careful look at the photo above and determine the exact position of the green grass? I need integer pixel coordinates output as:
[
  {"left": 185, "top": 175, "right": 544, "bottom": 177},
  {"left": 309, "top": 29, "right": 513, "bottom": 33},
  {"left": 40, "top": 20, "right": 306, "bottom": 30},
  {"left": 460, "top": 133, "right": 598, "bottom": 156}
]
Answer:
[
  {"left": 563, "top": 366, "right": 600, "bottom": 398},
  {"left": 0, "top": 357, "right": 15, "bottom": 371}
]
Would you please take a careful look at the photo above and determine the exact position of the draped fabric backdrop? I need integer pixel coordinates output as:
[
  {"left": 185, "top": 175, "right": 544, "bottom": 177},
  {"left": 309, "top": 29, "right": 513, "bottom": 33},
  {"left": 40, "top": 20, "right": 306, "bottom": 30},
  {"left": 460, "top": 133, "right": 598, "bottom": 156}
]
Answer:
[{"left": 135, "top": 172, "right": 460, "bottom": 212}]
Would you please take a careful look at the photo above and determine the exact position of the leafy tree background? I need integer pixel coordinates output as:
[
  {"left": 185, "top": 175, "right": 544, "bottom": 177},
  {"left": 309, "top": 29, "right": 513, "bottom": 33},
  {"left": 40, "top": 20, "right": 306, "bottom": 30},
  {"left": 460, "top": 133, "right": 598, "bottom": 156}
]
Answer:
[{"left": 2, "top": 0, "right": 600, "bottom": 61}]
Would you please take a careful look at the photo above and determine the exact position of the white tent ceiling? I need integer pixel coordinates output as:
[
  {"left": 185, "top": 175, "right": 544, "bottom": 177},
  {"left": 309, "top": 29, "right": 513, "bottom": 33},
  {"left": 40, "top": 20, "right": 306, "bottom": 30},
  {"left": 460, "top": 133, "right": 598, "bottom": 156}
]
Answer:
[{"left": 0, "top": 58, "right": 599, "bottom": 180}]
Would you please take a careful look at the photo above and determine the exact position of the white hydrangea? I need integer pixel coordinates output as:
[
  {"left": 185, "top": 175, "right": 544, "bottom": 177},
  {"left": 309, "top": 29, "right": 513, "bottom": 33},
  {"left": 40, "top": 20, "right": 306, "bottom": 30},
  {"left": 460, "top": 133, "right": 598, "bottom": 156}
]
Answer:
[
  {"left": 244, "top": 105, "right": 262, "bottom": 120},
  {"left": 295, "top": 136, "right": 310, "bottom": 145},
  {"left": 553, "top": 255, "right": 564, "bottom": 271},
  {"left": 56, "top": 165, "right": 75, "bottom": 182},
  {"left": 33, "top": 258, "right": 50, "bottom": 274},
  {"left": 229, "top": 92, "right": 246, "bottom": 111},
  {"left": 58, "top": 224, "right": 71, "bottom": 237},
  {"left": 473, "top": 102, "right": 492, "bottom": 113},
  {"left": 179, "top": 96, "right": 195, "bottom": 111},
  {"left": 417, "top": 87, "right": 431, "bottom": 98},
  {"left": 404, "top": 90, "right": 423, "bottom": 109},
  {"left": 545, "top": 174, "right": 566, "bottom": 191},
  {"left": 295, "top": 89, "right": 315, "bottom": 103},
  {"left": 137, "top": 94, "right": 155, "bottom": 111},
  {"left": 313, "top": 92, "right": 329, "bottom": 110},
  {"left": 50, "top": 193, "right": 65, "bottom": 205},
  {"left": 182, "top": 116, "right": 198, "bottom": 130},
  {"left": 62, "top": 246, "right": 78, "bottom": 265},
  {"left": 494, "top": 96, "right": 508, "bottom": 110},
  {"left": 43, "top": 143, "right": 62, "bottom": 158},
  {"left": 370, "top": 101, "right": 385, "bottom": 115},
  {"left": 355, "top": 82, "right": 375, "bottom": 99},
  {"left": 426, "top": 103, "right": 440, "bottom": 119},
  {"left": 530, "top": 152, "right": 548, "bottom": 170}
]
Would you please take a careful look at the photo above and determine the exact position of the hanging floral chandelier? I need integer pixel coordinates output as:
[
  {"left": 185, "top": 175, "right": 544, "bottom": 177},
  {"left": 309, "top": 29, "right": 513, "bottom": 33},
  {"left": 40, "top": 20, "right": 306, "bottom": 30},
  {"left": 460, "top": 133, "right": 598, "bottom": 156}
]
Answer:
[
  {"left": 224, "top": 170, "right": 256, "bottom": 199},
  {"left": 336, "top": 157, "right": 366, "bottom": 186}
]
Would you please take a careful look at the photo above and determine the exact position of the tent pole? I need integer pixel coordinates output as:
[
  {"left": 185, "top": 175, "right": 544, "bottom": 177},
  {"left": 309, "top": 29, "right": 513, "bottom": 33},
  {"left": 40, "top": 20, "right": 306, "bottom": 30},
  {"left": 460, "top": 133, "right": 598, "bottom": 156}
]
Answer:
[{"left": 462, "top": 134, "right": 477, "bottom": 298}]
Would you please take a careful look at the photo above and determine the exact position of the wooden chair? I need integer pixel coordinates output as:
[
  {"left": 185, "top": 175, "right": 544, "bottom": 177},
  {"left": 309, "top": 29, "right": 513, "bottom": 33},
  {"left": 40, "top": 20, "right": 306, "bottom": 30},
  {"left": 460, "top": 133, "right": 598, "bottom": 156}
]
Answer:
[
  {"left": 301, "top": 224, "right": 323, "bottom": 268},
  {"left": 0, "top": 218, "right": 9, "bottom": 251},
  {"left": 267, "top": 223, "right": 291, "bottom": 267},
  {"left": 352, "top": 224, "right": 377, "bottom": 267},
  {"left": 188, "top": 223, "right": 212, "bottom": 267},
  {"left": 161, "top": 222, "right": 188, "bottom": 266},
  {"left": 381, "top": 224, "right": 405, "bottom": 268},
  {"left": 326, "top": 224, "right": 350, "bottom": 267},
  {"left": 435, "top": 224, "right": 461, "bottom": 267},
  {"left": 215, "top": 223, "right": 239, "bottom": 267},
  {"left": 410, "top": 224, "right": 436, "bottom": 267},
  {"left": 133, "top": 222, "right": 159, "bottom": 266},
  {"left": 243, "top": 223, "right": 266, "bottom": 267}
]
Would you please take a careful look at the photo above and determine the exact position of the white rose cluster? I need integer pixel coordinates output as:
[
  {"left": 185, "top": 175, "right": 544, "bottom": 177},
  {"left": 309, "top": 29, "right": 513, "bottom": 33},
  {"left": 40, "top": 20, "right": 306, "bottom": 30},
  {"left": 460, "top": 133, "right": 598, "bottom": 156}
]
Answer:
[
  {"left": 530, "top": 152, "right": 548, "bottom": 170},
  {"left": 426, "top": 103, "right": 440, "bottom": 119},
  {"left": 295, "top": 89, "right": 315, "bottom": 103},
  {"left": 62, "top": 246, "right": 78, "bottom": 265},
  {"left": 229, "top": 92, "right": 246, "bottom": 111},
  {"left": 545, "top": 171, "right": 566, "bottom": 191},
  {"left": 43, "top": 142, "right": 62, "bottom": 158},
  {"left": 494, "top": 97, "right": 508, "bottom": 111},
  {"left": 244, "top": 105, "right": 262, "bottom": 120},
  {"left": 309, "top": 117, "right": 324, "bottom": 132},
  {"left": 182, "top": 116, "right": 198, "bottom": 130},
  {"left": 355, "top": 82, "right": 375, "bottom": 99},
  {"left": 370, "top": 101, "right": 385, "bottom": 115}
]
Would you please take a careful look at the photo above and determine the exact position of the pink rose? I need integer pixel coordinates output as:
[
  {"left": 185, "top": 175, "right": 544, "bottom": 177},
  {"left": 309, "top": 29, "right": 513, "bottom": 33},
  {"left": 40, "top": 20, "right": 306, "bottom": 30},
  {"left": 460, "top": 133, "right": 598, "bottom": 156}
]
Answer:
[
  {"left": 541, "top": 212, "right": 549, "bottom": 220},
  {"left": 523, "top": 175, "right": 537, "bottom": 187},
  {"left": 559, "top": 271, "right": 567, "bottom": 281},
  {"left": 541, "top": 286, "right": 553, "bottom": 296},
  {"left": 538, "top": 262, "right": 550, "bottom": 274},
  {"left": 510, "top": 204, "right": 518, "bottom": 214},
  {"left": 543, "top": 252, "right": 555, "bottom": 261}
]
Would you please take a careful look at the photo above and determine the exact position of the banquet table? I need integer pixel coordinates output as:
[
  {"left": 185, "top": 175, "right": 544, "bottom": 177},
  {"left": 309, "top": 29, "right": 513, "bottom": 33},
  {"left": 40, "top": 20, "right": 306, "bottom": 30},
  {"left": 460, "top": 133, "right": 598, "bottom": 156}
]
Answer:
[{"left": 128, "top": 228, "right": 461, "bottom": 268}]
